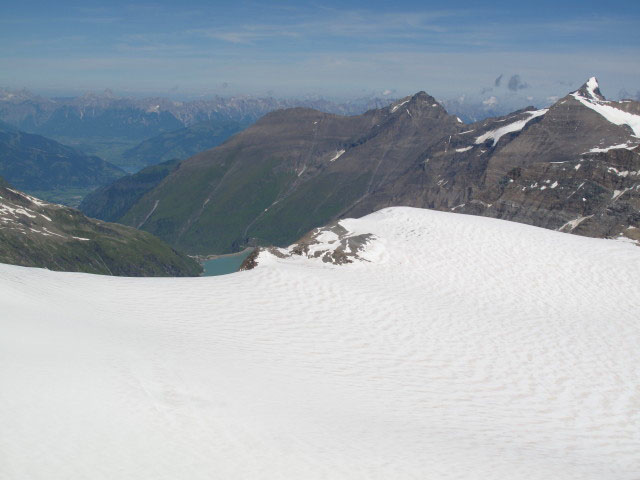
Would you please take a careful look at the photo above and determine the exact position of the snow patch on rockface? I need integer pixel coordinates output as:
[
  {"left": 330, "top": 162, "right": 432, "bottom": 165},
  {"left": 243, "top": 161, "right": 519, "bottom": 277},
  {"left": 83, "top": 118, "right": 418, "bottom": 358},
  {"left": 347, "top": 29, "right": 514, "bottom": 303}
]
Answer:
[{"left": 475, "top": 109, "right": 548, "bottom": 146}]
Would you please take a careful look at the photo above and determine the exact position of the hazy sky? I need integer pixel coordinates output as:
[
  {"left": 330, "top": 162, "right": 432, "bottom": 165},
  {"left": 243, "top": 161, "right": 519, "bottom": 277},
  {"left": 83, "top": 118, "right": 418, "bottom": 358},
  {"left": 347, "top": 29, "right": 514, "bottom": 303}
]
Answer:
[{"left": 1, "top": 0, "right": 639, "bottom": 99}]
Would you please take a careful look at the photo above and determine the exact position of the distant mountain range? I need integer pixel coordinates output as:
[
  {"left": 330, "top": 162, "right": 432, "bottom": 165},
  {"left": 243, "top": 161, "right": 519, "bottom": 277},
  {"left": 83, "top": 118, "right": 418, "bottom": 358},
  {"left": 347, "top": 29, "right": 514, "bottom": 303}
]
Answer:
[
  {"left": 0, "top": 179, "right": 201, "bottom": 276},
  {"left": 0, "top": 122, "right": 125, "bottom": 205},
  {"left": 119, "top": 119, "right": 248, "bottom": 170},
  {"left": 0, "top": 88, "right": 396, "bottom": 169},
  {"left": 0, "top": 88, "right": 397, "bottom": 129},
  {"left": 80, "top": 78, "right": 639, "bottom": 254}
]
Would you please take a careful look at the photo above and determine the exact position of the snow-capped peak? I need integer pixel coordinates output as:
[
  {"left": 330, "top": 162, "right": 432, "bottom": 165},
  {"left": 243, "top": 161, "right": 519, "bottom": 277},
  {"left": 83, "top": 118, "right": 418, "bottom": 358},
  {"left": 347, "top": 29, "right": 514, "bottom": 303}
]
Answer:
[
  {"left": 575, "top": 77, "right": 605, "bottom": 101},
  {"left": 571, "top": 78, "right": 640, "bottom": 137}
]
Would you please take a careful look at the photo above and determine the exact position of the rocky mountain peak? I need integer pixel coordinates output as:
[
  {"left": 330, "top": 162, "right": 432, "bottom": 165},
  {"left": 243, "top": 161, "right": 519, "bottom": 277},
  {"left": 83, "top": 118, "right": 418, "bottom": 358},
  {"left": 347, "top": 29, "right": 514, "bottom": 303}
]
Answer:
[
  {"left": 575, "top": 76, "right": 606, "bottom": 101},
  {"left": 388, "top": 91, "right": 449, "bottom": 120}
]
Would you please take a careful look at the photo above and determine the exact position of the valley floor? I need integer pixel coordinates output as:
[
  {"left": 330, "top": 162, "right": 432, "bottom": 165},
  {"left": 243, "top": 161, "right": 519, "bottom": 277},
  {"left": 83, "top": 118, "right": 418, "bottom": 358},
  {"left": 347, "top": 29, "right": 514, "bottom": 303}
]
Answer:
[{"left": 1, "top": 207, "right": 639, "bottom": 479}]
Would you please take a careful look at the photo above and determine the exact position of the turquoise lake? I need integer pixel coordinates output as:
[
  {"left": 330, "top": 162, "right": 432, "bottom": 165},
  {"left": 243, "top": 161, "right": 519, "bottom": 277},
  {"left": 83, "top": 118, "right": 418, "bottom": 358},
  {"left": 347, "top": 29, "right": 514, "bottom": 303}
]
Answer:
[{"left": 202, "top": 249, "right": 254, "bottom": 276}]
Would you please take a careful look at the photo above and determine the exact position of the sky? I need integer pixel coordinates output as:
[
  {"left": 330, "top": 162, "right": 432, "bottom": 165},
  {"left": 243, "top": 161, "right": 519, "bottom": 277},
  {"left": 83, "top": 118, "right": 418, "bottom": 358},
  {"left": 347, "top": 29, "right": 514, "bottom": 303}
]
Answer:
[{"left": 1, "top": 0, "right": 639, "bottom": 101}]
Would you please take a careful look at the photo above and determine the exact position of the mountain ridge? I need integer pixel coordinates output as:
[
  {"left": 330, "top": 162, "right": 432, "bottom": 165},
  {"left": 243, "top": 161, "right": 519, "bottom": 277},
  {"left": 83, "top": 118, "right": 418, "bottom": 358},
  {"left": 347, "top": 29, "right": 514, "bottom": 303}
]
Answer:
[{"left": 83, "top": 78, "right": 640, "bottom": 253}]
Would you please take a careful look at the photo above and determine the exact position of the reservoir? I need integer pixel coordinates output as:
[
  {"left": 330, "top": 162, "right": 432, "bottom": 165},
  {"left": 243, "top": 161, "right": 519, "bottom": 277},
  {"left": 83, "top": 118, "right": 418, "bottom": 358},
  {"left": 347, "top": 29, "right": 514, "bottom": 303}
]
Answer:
[{"left": 202, "top": 249, "right": 254, "bottom": 276}]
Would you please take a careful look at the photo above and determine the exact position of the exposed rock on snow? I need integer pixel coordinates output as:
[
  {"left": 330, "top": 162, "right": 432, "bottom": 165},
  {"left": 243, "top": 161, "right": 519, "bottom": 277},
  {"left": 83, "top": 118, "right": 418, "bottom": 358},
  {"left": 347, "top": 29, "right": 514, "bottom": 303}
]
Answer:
[{"left": 243, "top": 221, "right": 378, "bottom": 268}]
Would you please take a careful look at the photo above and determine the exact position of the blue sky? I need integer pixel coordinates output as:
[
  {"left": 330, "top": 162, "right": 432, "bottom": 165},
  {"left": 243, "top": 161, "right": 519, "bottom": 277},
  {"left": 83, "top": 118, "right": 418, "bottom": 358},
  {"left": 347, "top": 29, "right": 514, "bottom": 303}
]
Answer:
[{"left": 1, "top": 0, "right": 639, "bottom": 100}]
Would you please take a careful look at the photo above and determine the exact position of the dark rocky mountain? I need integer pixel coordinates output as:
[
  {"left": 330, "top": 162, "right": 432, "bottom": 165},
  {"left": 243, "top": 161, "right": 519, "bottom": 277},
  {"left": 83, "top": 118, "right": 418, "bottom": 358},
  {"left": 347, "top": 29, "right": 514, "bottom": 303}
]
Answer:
[
  {"left": 89, "top": 78, "right": 640, "bottom": 254},
  {"left": 350, "top": 78, "right": 640, "bottom": 243},
  {"left": 0, "top": 181, "right": 201, "bottom": 276},
  {"left": 79, "top": 158, "right": 180, "bottom": 222},
  {"left": 0, "top": 123, "right": 125, "bottom": 204},
  {"left": 120, "top": 119, "right": 248, "bottom": 170}
]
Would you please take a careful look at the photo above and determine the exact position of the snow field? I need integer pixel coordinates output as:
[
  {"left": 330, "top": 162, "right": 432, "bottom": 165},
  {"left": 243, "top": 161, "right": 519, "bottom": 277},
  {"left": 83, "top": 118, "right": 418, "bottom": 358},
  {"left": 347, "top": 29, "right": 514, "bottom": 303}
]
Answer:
[{"left": 1, "top": 207, "right": 639, "bottom": 479}]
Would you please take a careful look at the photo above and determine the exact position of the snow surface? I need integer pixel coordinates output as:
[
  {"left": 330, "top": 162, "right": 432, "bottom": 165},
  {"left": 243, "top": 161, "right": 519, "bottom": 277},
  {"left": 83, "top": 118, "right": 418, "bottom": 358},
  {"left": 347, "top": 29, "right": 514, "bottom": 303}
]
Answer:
[
  {"left": 2, "top": 207, "right": 640, "bottom": 480},
  {"left": 558, "top": 215, "right": 592, "bottom": 232},
  {"left": 390, "top": 98, "right": 410, "bottom": 113},
  {"left": 585, "top": 77, "right": 600, "bottom": 99},
  {"left": 0, "top": 193, "right": 57, "bottom": 233},
  {"left": 329, "top": 149, "right": 345, "bottom": 162},
  {"left": 455, "top": 146, "right": 473, "bottom": 152},
  {"left": 588, "top": 143, "right": 637, "bottom": 153},
  {"left": 475, "top": 109, "right": 548, "bottom": 146},
  {"left": 7, "top": 189, "right": 50, "bottom": 207}
]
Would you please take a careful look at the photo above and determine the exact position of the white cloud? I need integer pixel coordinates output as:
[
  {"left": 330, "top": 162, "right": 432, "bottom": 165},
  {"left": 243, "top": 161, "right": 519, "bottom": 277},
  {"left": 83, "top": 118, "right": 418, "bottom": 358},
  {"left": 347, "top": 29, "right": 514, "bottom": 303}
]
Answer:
[{"left": 483, "top": 96, "right": 498, "bottom": 106}]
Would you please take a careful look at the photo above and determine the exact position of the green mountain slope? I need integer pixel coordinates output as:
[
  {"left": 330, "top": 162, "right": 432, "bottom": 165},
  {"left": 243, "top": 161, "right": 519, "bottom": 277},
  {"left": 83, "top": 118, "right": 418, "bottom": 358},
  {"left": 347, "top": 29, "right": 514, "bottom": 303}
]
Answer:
[
  {"left": 0, "top": 182, "right": 202, "bottom": 276},
  {"left": 118, "top": 95, "right": 460, "bottom": 254},
  {"left": 79, "top": 159, "right": 181, "bottom": 222}
]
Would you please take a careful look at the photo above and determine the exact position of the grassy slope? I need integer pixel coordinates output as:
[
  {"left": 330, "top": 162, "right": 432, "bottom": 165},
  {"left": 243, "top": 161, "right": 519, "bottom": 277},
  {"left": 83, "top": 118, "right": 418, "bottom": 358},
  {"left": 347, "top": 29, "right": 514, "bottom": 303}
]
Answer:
[
  {"left": 121, "top": 149, "right": 298, "bottom": 254},
  {"left": 79, "top": 159, "right": 181, "bottom": 222},
  {"left": 120, "top": 153, "right": 374, "bottom": 254}
]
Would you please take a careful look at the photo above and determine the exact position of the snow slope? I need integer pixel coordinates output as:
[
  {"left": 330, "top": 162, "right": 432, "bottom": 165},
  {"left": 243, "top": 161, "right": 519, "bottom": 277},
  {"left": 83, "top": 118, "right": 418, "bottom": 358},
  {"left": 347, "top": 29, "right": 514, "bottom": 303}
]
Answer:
[
  {"left": 1, "top": 207, "right": 640, "bottom": 480},
  {"left": 475, "top": 109, "right": 548, "bottom": 146}
]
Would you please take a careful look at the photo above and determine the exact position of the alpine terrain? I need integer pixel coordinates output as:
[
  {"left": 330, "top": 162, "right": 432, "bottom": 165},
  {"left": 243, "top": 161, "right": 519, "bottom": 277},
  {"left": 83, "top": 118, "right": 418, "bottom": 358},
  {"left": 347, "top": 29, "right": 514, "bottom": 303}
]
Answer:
[{"left": 93, "top": 78, "right": 639, "bottom": 254}]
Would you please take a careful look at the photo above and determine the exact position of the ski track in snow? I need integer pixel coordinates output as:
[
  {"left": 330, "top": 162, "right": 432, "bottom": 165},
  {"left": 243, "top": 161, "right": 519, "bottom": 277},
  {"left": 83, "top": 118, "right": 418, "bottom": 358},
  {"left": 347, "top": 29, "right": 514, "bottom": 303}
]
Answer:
[{"left": 1, "top": 207, "right": 640, "bottom": 480}]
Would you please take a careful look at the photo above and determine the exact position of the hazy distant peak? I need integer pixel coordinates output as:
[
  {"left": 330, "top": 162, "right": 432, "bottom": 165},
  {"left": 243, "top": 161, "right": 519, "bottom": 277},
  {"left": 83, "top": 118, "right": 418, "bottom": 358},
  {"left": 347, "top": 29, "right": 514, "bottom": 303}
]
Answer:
[
  {"left": 389, "top": 91, "right": 445, "bottom": 115},
  {"left": 575, "top": 77, "right": 606, "bottom": 101}
]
